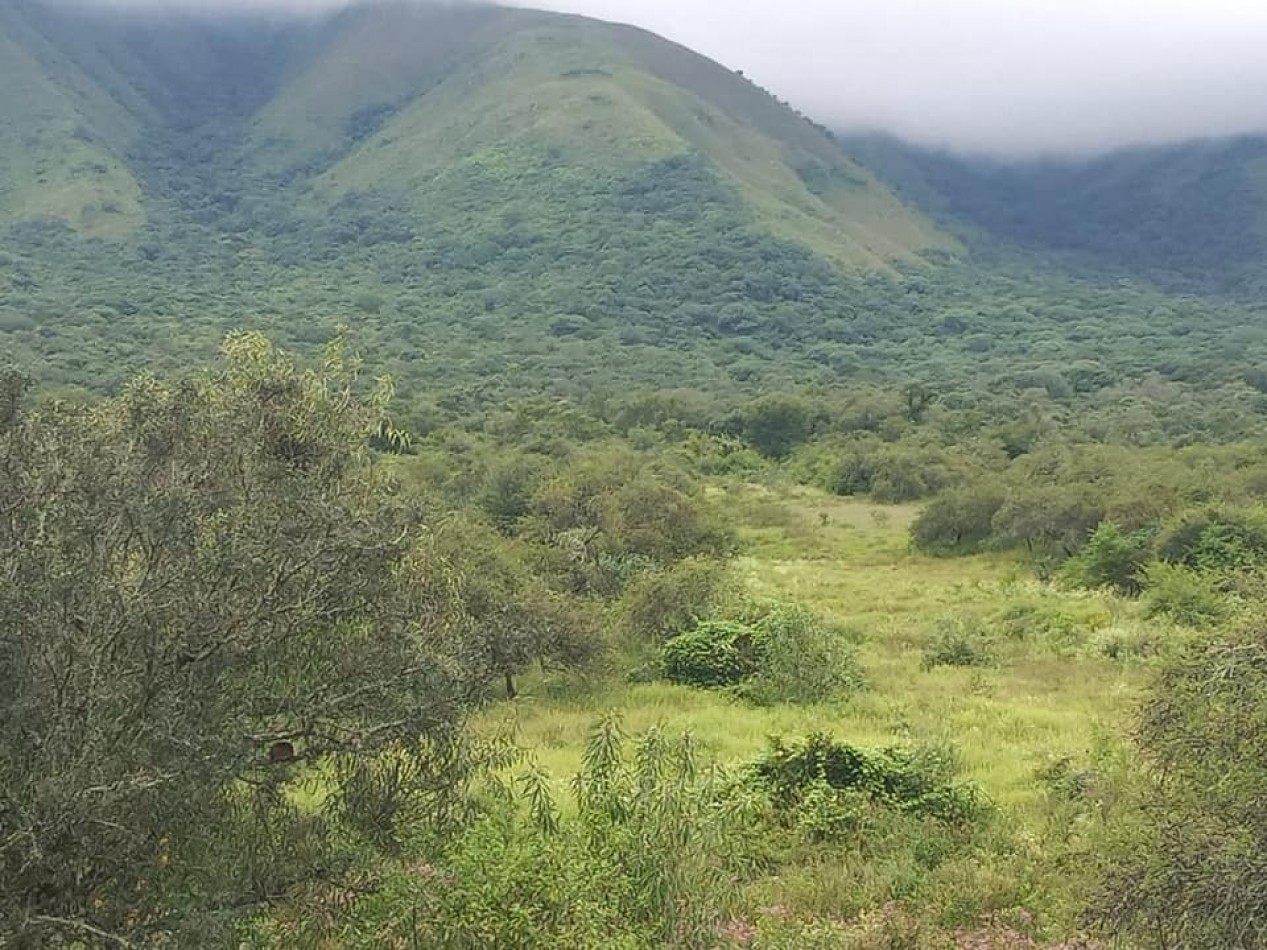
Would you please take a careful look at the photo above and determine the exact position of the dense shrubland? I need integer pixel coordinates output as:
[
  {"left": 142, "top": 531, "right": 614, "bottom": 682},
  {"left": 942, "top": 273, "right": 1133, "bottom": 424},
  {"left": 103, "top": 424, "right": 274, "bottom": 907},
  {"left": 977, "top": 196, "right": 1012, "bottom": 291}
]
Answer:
[{"left": 6, "top": 333, "right": 1267, "bottom": 947}]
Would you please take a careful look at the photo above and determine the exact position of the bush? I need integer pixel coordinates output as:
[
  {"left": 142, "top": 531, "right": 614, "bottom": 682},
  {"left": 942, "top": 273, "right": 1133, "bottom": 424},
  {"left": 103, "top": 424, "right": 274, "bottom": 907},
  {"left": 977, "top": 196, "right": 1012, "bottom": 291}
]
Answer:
[
  {"left": 911, "top": 487, "right": 1006, "bottom": 554},
  {"left": 737, "top": 601, "right": 865, "bottom": 705},
  {"left": 921, "top": 617, "right": 997, "bottom": 670},
  {"left": 1154, "top": 506, "right": 1267, "bottom": 572},
  {"left": 743, "top": 395, "right": 812, "bottom": 459},
  {"left": 1092, "top": 628, "right": 1267, "bottom": 947},
  {"left": 1059, "top": 521, "right": 1152, "bottom": 594},
  {"left": 618, "top": 558, "right": 733, "bottom": 641},
  {"left": 1142, "top": 562, "right": 1228, "bottom": 627},
  {"left": 253, "top": 718, "right": 761, "bottom": 948},
  {"left": 662, "top": 619, "right": 766, "bottom": 688},
  {"left": 754, "top": 734, "right": 986, "bottom": 826},
  {"left": 661, "top": 602, "right": 864, "bottom": 702},
  {"left": 998, "top": 602, "right": 1089, "bottom": 657}
]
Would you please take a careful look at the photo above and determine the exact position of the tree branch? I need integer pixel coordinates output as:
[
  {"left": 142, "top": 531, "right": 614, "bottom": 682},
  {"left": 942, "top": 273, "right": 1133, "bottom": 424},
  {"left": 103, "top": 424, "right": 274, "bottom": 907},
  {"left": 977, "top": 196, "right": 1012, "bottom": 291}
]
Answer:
[{"left": 30, "top": 915, "right": 137, "bottom": 948}]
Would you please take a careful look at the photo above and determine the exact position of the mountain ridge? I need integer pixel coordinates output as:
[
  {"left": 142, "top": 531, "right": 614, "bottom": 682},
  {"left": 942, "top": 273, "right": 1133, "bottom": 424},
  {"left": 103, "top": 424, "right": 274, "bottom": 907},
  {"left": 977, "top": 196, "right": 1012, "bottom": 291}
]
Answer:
[
  {"left": 0, "top": 0, "right": 956, "bottom": 271},
  {"left": 843, "top": 129, "right": 1267, "bottom": 297}
]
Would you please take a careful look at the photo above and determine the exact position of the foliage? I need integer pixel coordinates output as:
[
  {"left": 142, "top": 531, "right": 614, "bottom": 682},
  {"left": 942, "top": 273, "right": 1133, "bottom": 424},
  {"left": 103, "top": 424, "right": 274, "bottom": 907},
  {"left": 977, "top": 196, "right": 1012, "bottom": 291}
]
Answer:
[
  {"left": 617, "top": 557, "right": 735, "bottom": 642},
  {"left": 922, "top": 617, "right": 998, "bottom": 670},
  {"left": 1141, "top": 562, "right": 1229, "bottom": 627},
  {"left": 662, "top": 620, "right": 768, "bottom": 689},
  {"left": 253, "top": 717, "right": 764, "bottom": 948},
  {"left": 1154, "top": 505, "right": 1267, "bottom": 572},
  {"left": 1092, "top": 627, "right": 1267, "bottom": 947},
  {"left": 661, "top": 602, "right": 863, "bottom": 702},
  {"left": 736, "top": 601, "right": 866, "bottom": 705},
  {"left": 421, "top": 515, "right": 602, "bottom": 698},
  {"left": 743, "top": 395, "right": 814, "bottom": 459},
  {"left": 911, "top": 487, "right": 1006, "bottom": 554},
  {"left": 755, "top": 734, "right": 987, "bottom": 826},
  {"left": 1059, "top": 522, "right": 1152, "bottom": 595},
  {"left": 0, "top": 334, "right": 479, "bottom": 946}
]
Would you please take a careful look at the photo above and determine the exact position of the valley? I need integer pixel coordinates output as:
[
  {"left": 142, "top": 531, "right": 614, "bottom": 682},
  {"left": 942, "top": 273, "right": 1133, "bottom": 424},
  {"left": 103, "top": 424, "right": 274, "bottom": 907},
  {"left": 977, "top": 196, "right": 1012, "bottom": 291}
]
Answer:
[{"left": 2, "top": 1, "right": 1266, "bottom": 947}]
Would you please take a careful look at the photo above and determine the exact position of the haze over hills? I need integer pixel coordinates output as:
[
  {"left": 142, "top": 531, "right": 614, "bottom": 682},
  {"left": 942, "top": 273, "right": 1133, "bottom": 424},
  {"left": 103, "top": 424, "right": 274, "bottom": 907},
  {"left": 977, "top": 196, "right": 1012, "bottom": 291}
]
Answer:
[
  {"left": 845, "top": 131, "right": 1267, "bottom": 297},
  {"left": 0, "top": 0, "right": 950, "bottom": 264}
]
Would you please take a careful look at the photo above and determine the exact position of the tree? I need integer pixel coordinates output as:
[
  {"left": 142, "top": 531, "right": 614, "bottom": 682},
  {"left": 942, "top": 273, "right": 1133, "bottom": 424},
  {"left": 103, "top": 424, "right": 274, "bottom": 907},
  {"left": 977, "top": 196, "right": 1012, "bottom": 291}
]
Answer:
[
  {"left": 1093, "top": 627, "right": 1267, "bottom": 947},
  {"left": 1060, "top": 521, "right": 1151, "bottom": 594},
  {"left": 0, "top": 334, "right": 476, "bottom": 946},
  {"left": 425, "top": 517, "right": 599, "bottom": 699},
  {"left": 742, "top": 395, "right": 812, "bottom": 459}
]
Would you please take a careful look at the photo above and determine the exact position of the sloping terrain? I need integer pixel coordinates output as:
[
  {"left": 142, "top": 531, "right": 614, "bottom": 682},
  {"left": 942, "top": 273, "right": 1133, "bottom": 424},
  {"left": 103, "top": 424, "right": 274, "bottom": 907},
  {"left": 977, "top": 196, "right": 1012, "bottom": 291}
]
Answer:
[
  {"left": 846, "top": 131, "right": 1267, "bottom": 296},
  {"left": 3, "top": 0, "right": 1266, "bottom": 435},
  {"left": 0, "top": 2, "right": 144, "bottom": 234},
  {"left": 0, "top": 0, "right": 953, "bottom": 269}
]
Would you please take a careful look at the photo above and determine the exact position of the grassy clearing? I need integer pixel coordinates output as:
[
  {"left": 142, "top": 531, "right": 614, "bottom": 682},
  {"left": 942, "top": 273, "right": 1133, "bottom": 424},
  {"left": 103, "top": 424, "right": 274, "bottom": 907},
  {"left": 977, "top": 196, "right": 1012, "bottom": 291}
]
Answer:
[
  {"left": 499, "top": 483, "right": 1143, "bottom": 801},
  {"left": 481, "top": 481, "right": 1149, "bottom": 935}
]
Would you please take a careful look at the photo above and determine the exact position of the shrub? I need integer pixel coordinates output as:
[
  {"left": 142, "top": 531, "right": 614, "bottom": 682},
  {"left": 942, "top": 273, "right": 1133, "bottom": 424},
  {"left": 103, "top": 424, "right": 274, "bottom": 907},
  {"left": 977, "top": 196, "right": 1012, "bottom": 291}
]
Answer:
[
  {"left": 662, "top": 619, "right": 766, "bottom": 688},
  {"left": 998, "top": 602, "right": 1088, "bottom": 657},
  {"left": 911, "top": 487, "right": 1006, "bottom": 554},
  {"left": 1142, "top": 562, "right": 1228, "bottom": 627},
  {"left": 754, "top": 734, "right": 986, "bottom": 826},
  {"left": 1154, "top": 506, "right": 1267, "bottom": 572},
  {"left": 743, "top": 395, "right": 812, "bottom": 459},
  {"left": 255, "top": 718, "right": 761, "bottom": 949},
  {"left": 1092, "top": 628, "right": 1267, "bottom": 947},
  {"left": 618, "top": 558, "right": 733, "bottom": 642},
  {"left": 737, "top": 601, "right": 865, "bottom": 705},
  {"left": 921, "top": 617, "right": 997, "bottom": 670},
  {"left": 661, "top": 602, "right": 864, "bottom": 702},
  {"left": 1059, "top": 521, "right": 1152, "bottom": 594}
]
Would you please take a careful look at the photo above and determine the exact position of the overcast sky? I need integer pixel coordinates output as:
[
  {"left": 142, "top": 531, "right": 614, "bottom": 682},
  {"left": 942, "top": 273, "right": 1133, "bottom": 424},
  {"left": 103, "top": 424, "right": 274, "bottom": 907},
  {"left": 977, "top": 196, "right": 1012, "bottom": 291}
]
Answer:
[{"left": 71, "top": 0, "right": 1267, "bottom": 155}]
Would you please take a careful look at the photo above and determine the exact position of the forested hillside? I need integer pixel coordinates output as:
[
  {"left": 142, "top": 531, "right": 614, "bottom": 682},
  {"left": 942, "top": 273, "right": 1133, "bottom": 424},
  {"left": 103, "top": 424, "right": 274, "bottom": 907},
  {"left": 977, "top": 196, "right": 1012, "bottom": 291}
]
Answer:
[
  {"left": 846, "top": 131, "right": 1267, "bottom": 296},
  {"left": 6, "top": 0, "right": 1267, "bottom": 441}
]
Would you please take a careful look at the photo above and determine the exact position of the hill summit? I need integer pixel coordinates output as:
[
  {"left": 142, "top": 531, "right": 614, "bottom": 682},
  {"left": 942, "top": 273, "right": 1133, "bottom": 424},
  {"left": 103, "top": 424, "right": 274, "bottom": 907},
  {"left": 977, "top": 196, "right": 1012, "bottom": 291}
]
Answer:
[{"left": 0, "top": 0, "right": 953, "bottom": 269}]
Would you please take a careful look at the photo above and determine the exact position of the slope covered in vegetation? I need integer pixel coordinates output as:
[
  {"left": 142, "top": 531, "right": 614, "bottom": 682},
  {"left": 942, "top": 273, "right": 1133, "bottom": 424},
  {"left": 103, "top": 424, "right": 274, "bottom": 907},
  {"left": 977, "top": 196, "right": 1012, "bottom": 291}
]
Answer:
[
  {"left": 5, "top": 2, "right": 1267, "bottom": 947},
  {"left": 846, "top": 131, "right": 1267, "bottom": 297}
]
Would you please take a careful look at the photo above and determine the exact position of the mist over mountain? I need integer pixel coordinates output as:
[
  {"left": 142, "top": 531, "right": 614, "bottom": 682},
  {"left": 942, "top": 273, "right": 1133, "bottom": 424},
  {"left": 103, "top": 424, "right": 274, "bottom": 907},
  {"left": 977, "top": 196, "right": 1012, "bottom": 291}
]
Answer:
[
  {"left": 46, "top": 0, "right": 1267, "bottom": 156},
  {"left": 845, "top": 131, "right": 1267, "bottom": 297}
]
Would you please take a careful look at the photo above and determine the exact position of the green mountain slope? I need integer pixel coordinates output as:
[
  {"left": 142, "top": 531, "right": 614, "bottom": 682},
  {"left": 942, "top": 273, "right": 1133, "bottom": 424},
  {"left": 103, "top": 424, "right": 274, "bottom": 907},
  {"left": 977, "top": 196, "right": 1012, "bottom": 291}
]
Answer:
[
  {"left": 248, "top": 4, "right": 952, "bottom": 271},
  {"left": 0, "top": 2, "right": 144, "bottom": 235},
  {"left": 4, "top": 0, "right": 1267, "bottom": 442},
  {"left": 0, "top": 0, "right": 972, "bottom": 401},
  {"left": 0, "top": 1, "right": 953, "bottom": 269},
  {"left": 845, "top": 131, "right": 1267, "bottom": 296}
]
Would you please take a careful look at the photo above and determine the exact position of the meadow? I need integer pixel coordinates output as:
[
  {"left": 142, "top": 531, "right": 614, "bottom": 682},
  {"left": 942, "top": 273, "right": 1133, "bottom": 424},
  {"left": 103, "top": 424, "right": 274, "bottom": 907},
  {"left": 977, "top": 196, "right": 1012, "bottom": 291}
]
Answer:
[{"left": 481, "top": 481, "right": 1148, "bottom": 943}]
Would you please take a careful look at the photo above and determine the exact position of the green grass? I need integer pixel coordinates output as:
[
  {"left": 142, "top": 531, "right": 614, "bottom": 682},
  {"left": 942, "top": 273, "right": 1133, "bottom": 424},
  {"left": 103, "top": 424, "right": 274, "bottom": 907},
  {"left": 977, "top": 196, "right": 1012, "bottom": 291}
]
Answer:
[{"left": 483, "top": 482, "right": 1147, "bottom": 931}]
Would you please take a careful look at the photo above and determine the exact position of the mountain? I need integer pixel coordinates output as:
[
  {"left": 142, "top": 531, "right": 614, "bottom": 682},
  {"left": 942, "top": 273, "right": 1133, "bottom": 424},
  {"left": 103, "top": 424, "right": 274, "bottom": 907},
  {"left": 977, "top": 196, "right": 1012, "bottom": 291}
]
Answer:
[
  {"left": 0, "top": 1, "right": 952, "bottom": 267},
  {"left": 844, "top": 131, "right": 1267, "bottom": 297},
  {"left": 3, "top": 0, "right": 1267, "bottom": 434},
  {"left": 0, "top": 0, "right": 980, "bottom": 403}
]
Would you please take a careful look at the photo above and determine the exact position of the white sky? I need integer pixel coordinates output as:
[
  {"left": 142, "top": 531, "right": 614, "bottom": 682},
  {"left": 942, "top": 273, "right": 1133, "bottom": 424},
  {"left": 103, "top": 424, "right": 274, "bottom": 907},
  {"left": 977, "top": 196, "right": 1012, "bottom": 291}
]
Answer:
[{"left": 66, "top": 0, "right": 1267, "bottom": 154}]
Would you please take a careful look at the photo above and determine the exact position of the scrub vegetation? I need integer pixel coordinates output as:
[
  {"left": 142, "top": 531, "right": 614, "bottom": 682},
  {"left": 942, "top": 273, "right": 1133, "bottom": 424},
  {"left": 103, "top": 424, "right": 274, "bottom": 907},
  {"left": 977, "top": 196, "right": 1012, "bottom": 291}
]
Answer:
[{"left": 3, "top": 2, "right": 1267, "bottom": 947}]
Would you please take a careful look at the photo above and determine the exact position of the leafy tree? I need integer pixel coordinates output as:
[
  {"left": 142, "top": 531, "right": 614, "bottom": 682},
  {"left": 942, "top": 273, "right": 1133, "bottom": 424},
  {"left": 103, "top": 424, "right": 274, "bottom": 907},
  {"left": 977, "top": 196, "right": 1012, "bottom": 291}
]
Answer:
[
  {"left": 1093, "top": 627, "right": 1267, "bottom": 947},
  {"left": 1060, "top": 521, "right": 1152, "bottom": 595},
  {"left": 742, "top": 395, "right": 812, "bottom": 459},
  {"left": 1142, "top": 562, "right": 1229, "bottom": 627},
  {"left": 0, "top": 334, "right": 476, "bottom": 946},
  {"left": 426, "top": 516, "right": 600, "bottom": 698},
  {"left": 617, "top": 557, "right": 734, "bottom": 642},
  {"left": 737, "top": 601, "right": 864, "bottom": 706},
  {"left": 911, "top": 487, "right": 1006, "bottom": 554}
]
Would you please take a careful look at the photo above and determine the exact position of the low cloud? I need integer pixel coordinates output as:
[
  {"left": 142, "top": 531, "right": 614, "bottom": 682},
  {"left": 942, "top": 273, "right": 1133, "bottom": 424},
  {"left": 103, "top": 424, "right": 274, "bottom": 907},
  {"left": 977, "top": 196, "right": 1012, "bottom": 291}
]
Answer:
[
  {"left": 512, "top": 0, "right": 1267, "bottom": 156},
  {"left": 50, "top": 0, "right": 1267, "bottom": 155}
]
